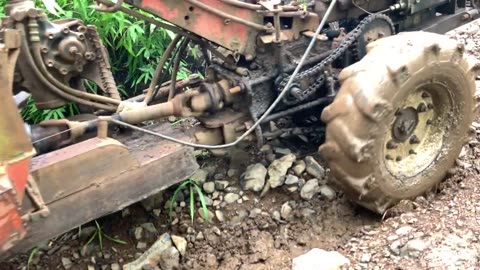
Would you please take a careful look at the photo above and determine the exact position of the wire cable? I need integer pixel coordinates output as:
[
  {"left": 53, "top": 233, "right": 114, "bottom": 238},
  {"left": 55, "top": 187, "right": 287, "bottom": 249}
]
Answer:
[{"left": 109, "top": 0, "right": 339, "bottom": 149}]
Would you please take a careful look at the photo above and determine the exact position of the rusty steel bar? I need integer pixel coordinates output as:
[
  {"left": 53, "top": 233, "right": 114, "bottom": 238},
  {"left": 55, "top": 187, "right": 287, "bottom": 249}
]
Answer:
[
  {"left": 168, "top": 38, "right": 190, "bottom": 101},
  {"left": 220, "top": 0, "right": 262, "bottom": 10},
  {"left": 185, "top": 0, "right": 273, "bottom": 31}
]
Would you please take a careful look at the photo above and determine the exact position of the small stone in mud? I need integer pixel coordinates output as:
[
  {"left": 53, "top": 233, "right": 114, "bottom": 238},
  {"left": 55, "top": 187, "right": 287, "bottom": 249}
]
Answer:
[
  {"left": 133, "top": 227, "right": 143, "bottom": 240},
  {"left": 136, "top": 242, "right": 147, "bottom": 250},
  {"left": 249, "top": 208, "right": 262, "bottom": 219},
  {"left": 241, "top": 163, "right": 267, "bottom": 192},
  {"left": 214, "top": 180, "right": 229, "bottom": 191},
  {"left": 190, "top": 169, "right": 209, "bottom": 186},
  {"left": 274, "top": 147, "right": 292, "bottom": 155},
  {"left": 400, "top": 239, "right": 427, "bottom": 257},
  {"left": 319, "top": 185, "right": 336, "bottom": 201},
  {"left": 196, "top": 232, "right": 204, "bottom": 241},
  {"left": 300, "top": 208, "right": 316, "bottom": 218},
  {"left": 292, "top": 160, "right": 306, "bottom": 176},
  {"left": 227, "top": 169, "right": 238, "bottom": 178},
  {"left": 360, "top": 253, "right": 371, "bottom": 263},
  {"left": 292, "top": 248, "right": 350, "bottom": 270},
  {"left": 159, "top": 246, "right": 180, "bottom": 270},
  {"left": 389, "top": 240, "right": 402, "bottom": 256},
  {"left": 285, "top": 174, "right": 299, "bottom": 185},
  {"left": 305, "top": 156, "right": 326, "bottom": 179},
  {"left": 281, "top": 202, "right": 293, "bottom": 220},
  {"left": 215, "top": 210, "right": 226, "bottom": 222},
  {"left": 395, "top": 226, "right": 413, "bottom": 236},
  {"left": 171, "top": 235, "right": 187, "bottom": 257},
  {"left": 61, "top": 257, "right": 73, "bottom": 269},
  {"left": 272, "top": 210, "right": 282, "bottom": 222},
  {"left": 224, "top": 193, "right": 240, "bottom": 204},
  {"left": 203, "top": 182, "right": 215, "bottom": 194},
  {"left": 198, "top": 208, "right": 214, "bottom": 223},
  {"left": 300, "top": 179, "right": 319, "bottom": 200},
  {"left": 268, "top": 154, "right": 296, "bottom": 188},
  {"left": 111, "top": 263, "right": 120, "bottom": 270}
]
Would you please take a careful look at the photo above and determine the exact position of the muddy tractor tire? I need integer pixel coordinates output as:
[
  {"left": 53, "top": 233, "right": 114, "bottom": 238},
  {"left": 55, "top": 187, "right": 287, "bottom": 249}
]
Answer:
[{"left": 320, "top": 32, "right": 479, "bottom": 214}]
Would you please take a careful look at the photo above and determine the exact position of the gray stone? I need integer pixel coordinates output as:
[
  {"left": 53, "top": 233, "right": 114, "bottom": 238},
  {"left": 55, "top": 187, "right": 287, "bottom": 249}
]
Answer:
[
  {"left": 249, "top": 208, "right": 262, "bottom": 219},
  {"left": 214, "top": 180, "right": 229, "bottom": 191},
  {"left": 287, "top": 186, "right": 298, "bottom": 193},
  {"left": 79, "top": 226, "right": 96, "bottom": 241},
  {"left": 319, "top": 185, "right": 336, "bottom": 201},
  {"left": 292, "top": 248, "right": 350, "bottom": 270},
  {"left": 61, "top": 257, "right": 72, "bottom": 269},
  {"left": 141, "top": 223, "right": 158, "bottom": 234},
  {"left": 190, "top": 169, "right": 209, "bottom": 186},
  {"left": 140, "top": 192, "right": 164, "bottom": 212},
  {"left": 274, "top": 147, "right": 292, "bottom": 155},
  {"left": 224, "top": 186, "right": 239, "bottom": 193},
  {"left": 389, "top": 240, "right": 402, "bottom": 256},
  {"left": 198, "top": 208, "right": 214, "bottom": 223},
  {"left": 111, "top": 263, "right": 121, "bottom": 270},
  {"left": 137, "top": 242, "right": 147, "bottom": 250},
  {"left": 230, "top": 210, "right": 248, "bottom": 225},
  {"left": 134, "top": 227, "right": 143, "bottom": 240},
  {"left": 227, "top": 169, "right": 238, "bottom": 178},
  {"left": 203, "top": 182, "right": 215, "bottom": 194},
  {"left": 400, "top": 239, "right": 427, "bottom": 257},
  {"left": 395, "top": 226, "right": 413, "bottom": 236},
  {"left": 272, "top": 210, "right": 282, "bottom": 222},
  {"left": 300, "top": 179, "right": 319, "bottom": 200},
  {"left": 292, "top": 160, "right": 306, "bottom": 176},
  {"left": 124, "top": 233, "right": 173, "bottom": 270},
  {"left": 214, "top": 173, "right": 224, "bottom": 180},
  {"left": 171, "top": 235, "right": 187, "bottom": 257},
  {"left": 153, "top": 209, "right": 161, "bottom": 217},
  {"left": 204, "top": 196, "right": 213, "bottom": 206},
  {"left": 159, "top": 247, "right": 180, "bottom": 270},
  {"left": 241, "top": 163, "right": 267, "bottom": 192},
  {"left": 360, "top": 253, "right": 371, "bottom": 263},
  {"left": 196, "top": 232, "right": 204, "bottom": 241},
  {"left": 305, "top": 156, "right": 326, "bottom": 179},
  {"left": 281, "top": 202, "right": 293, "bottom": 220},
  {"left": 300, "top": 208, "right": 316, "bottom": 218},
  {"left": 215, "top": 210, "right": 226, "bottom": 222},
  {"left": 268, "top": 154, "right": 296, "bottom": 188},
  {"left": 224, "top": 193, "right": 240, "bottom": 204},
  {"left": 285, "top": 174, "right": 299, "bottom": 185}
]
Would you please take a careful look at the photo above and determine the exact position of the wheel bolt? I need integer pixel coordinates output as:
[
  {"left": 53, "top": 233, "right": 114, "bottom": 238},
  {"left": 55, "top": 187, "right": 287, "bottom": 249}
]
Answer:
[
  {"left": 417, "top": 102, "right": 427, "bottom": 112},
  {"left": 410, "top": 135, "right": 420, "bottom": 144},
  {"left": 385, "top": 154, "right": 393, "bottom": 160},
  {"left": 386, "top": 140, "right": 397, "bottom": 149},
  {"left": 409, "top": 149, "right": 417, "bottom": 155},
  {"left": 396, "top": 156, "right": 402, "bottom": 161},
  {"left": 426, "top": 119, "right": 433, "bottom": 125},
  {"left": 421, "top": 92, "right": 430, "bottom": 98},
  {"left": 427, "top": 103, "right": 434, "bottom": 110}
]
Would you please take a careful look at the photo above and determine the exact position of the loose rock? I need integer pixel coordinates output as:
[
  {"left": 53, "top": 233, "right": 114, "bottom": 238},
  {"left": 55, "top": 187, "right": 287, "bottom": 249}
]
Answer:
[
  {"left": 224, "top": 193, "right": 240, "bottom": 204},
  {"left": 241, "top": 163, "right": 267, "bottom": 192},
  {"left": 215, "top": 210, "right": 226, "bottom": 222},
  {"left": 318, "top": 185, "right": 336, "bottom": 201},
  {"left": 285, "top": 174, "right": 299, "bottom": 185},
  {"left": 171, "top": 235, "right": 187, "bottom": 257},
  {"left": 300, "top": 179, "right": 319, "bottom": 200},
  {"left": 61, "top": 257, "right": 72, "bottom": 269},
  {"left": 190, "top": 169, "right": 209, "bottom": 186},
  {"left": 159, "top": 247, "right": 180, "bottom": 270},
  {"left": 292, "top": 160, "right": 306, "bottom": 176},
  {"left": 214, "top": 180, "right": 229, "bottom": 191},
  {"left": 124, "top": 233, "right": 173, "bottom": 270},
  {"left": 268, "top": 154, "right": 296, "bottom": 188},
  {"left": 305, "top": 156, "right": 326, "bottom": 179},
  {"left": 281, "top": 202, "right": 293, "bottom": 220},
  {"left": 292, "top": 248, "right": 350, "bottom": 270},
  {"left": 203, "top": 182, "right": 215, "bottom": 194}
]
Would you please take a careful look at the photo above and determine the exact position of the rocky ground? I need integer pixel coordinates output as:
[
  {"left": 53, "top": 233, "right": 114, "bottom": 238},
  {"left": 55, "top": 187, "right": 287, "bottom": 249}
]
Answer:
[{"left": 2, "top": 18, "right": 480, "bottom": 270}]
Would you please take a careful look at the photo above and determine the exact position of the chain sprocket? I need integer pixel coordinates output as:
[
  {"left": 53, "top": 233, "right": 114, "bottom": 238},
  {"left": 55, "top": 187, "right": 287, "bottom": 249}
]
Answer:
[{"left": 279, "top": 14, "right": 395, "bottom": 106}]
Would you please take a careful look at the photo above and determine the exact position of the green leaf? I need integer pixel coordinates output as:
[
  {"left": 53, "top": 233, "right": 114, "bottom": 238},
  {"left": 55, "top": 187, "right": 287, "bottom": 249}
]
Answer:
[
  {"left": 189, "top": 185, "right": 194, "bottom": 223},
  {"left": 27, "top": 247, "right": 40, "bottom": 270},
  {"left": 192, "top": 181, "right": 209, "bottom": 223},
  {"left": 169, "top": 181, "right": 191, "bottom": 220}
]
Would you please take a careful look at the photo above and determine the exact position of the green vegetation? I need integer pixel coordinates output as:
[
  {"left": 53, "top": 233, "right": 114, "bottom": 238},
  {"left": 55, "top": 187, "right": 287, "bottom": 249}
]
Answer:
[
  {"left": 1, "top": 0, "right": 194, "bottom": 123},
  {"left": 84, "top": 221, "right": 127, "bottom": 251},
  {"left": 169, "top": 179, "right": 209, "bottom": 224}
]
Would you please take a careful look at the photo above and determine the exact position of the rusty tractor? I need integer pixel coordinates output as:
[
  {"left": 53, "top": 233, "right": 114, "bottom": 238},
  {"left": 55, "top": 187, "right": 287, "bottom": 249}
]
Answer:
[{"left": 1, "top": 0, "right": 479, "bottom": 255}]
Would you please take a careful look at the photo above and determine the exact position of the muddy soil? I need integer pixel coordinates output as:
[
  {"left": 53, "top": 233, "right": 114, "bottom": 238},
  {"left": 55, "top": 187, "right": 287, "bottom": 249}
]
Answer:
[{"left": 2, "top": 19, "right": 480, "bottom": 270}]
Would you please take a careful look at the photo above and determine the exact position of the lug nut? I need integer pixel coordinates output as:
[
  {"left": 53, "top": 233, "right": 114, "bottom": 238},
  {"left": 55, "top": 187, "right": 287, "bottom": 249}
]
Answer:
[
  {"left": 426, "top": 119, "right": 433, "bottom": 125},
  {"left": 410, "top": 135, "right": 420, "bottom": 144},
  {"left": 427, "top": 103, "right": 434, "bottom": 110},
  {"left": 385, "top": 154, "right": 393, "bottom": 160},
  {"left": 421, "top": 92, "right": 430, "bottom": 98},
  {"left": 409, "top": 149, "right": 417, "bottom": 155},
  {"left": 417, "top": 102, "right": 427, "bottom": 112},
  {"left": 386, "top": 140, "right": 398, "bottom": 149},
  {"left": 396, "top": 156, "right": 402, "bottom": 162}
]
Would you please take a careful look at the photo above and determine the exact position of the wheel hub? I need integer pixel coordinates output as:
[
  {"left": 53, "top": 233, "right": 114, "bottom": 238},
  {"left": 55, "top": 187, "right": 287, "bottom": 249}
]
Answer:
[
  {"left": 383, "top": 84, "right": 448, "bottom": 178},
  {"left": 392, "top": 107, "right": 418, "bottom": 142}
]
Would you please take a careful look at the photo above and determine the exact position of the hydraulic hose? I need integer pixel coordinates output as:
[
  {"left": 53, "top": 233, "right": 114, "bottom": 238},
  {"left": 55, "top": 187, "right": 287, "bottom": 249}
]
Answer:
[{"left": 109, "top": 0, "right": 339, "bottom": 149}]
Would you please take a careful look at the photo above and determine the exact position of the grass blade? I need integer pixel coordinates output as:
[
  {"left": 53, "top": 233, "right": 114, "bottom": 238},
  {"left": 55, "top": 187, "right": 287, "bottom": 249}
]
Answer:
[
  {"left": 103, "top": 234, "right": 127, "bottom": 245},
  {"left": 95, "top": 221, "right": 103, "bottom": 250},
  {"left": 189, "top": 185, "right": 194, "bottom": 223},
  {"left": 169, "top": 181, "right": 190, "bottom": 220},
  {"left": 27, "top": 247, "right": 39, "bottom": 270},
  {"left": 192, "top": 182, "right": 209, "bottom": 224}
]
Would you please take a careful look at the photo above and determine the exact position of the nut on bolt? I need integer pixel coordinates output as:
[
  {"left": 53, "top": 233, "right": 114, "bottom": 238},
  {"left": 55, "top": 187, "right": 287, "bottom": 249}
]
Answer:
[
  {"left": 386, "top": 140, "right": 397, "bottom": 149},
  {"left": 410, "top": 135, "right": 420, "bottom": 144}
]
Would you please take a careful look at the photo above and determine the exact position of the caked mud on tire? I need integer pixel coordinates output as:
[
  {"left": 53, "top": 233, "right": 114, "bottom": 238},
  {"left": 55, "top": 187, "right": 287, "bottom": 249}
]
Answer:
[{"left": 319, "top": 32, "right": 479, "bottom": 214}]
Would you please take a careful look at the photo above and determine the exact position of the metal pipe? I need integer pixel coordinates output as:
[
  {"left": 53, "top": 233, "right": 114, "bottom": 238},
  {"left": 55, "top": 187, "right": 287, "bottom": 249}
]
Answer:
[
  {"left": 144, "top": 35, "right": 182, "bottom": 104},
  {"left": 220, "top": 0, "right": 262, "bottom": 10},
  {"left": 168, "top": 38, "right": 190, "bottom": 101},
  {"left": 185, "top": 0, "right": 273, "bottom": 31},
  {"left": 262, "top": 97, "right": 333, "bottom": 123}
]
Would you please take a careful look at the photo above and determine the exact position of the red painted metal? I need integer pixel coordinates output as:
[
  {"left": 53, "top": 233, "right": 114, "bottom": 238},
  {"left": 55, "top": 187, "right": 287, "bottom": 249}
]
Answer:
[
  {"left": 0, "top": 173, "right": 26, "bottom": 253},
  {"left": 131, "top": 0, "right": 262, "bottom": 56},
  {"left": 6, "top": 158, "right": 30, "bottom": 201}
]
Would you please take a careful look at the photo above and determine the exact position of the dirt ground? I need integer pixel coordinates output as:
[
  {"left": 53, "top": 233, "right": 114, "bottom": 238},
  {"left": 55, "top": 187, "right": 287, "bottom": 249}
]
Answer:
[{"left": 2, "top": 19, "right": 480, "bottom": 270}]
